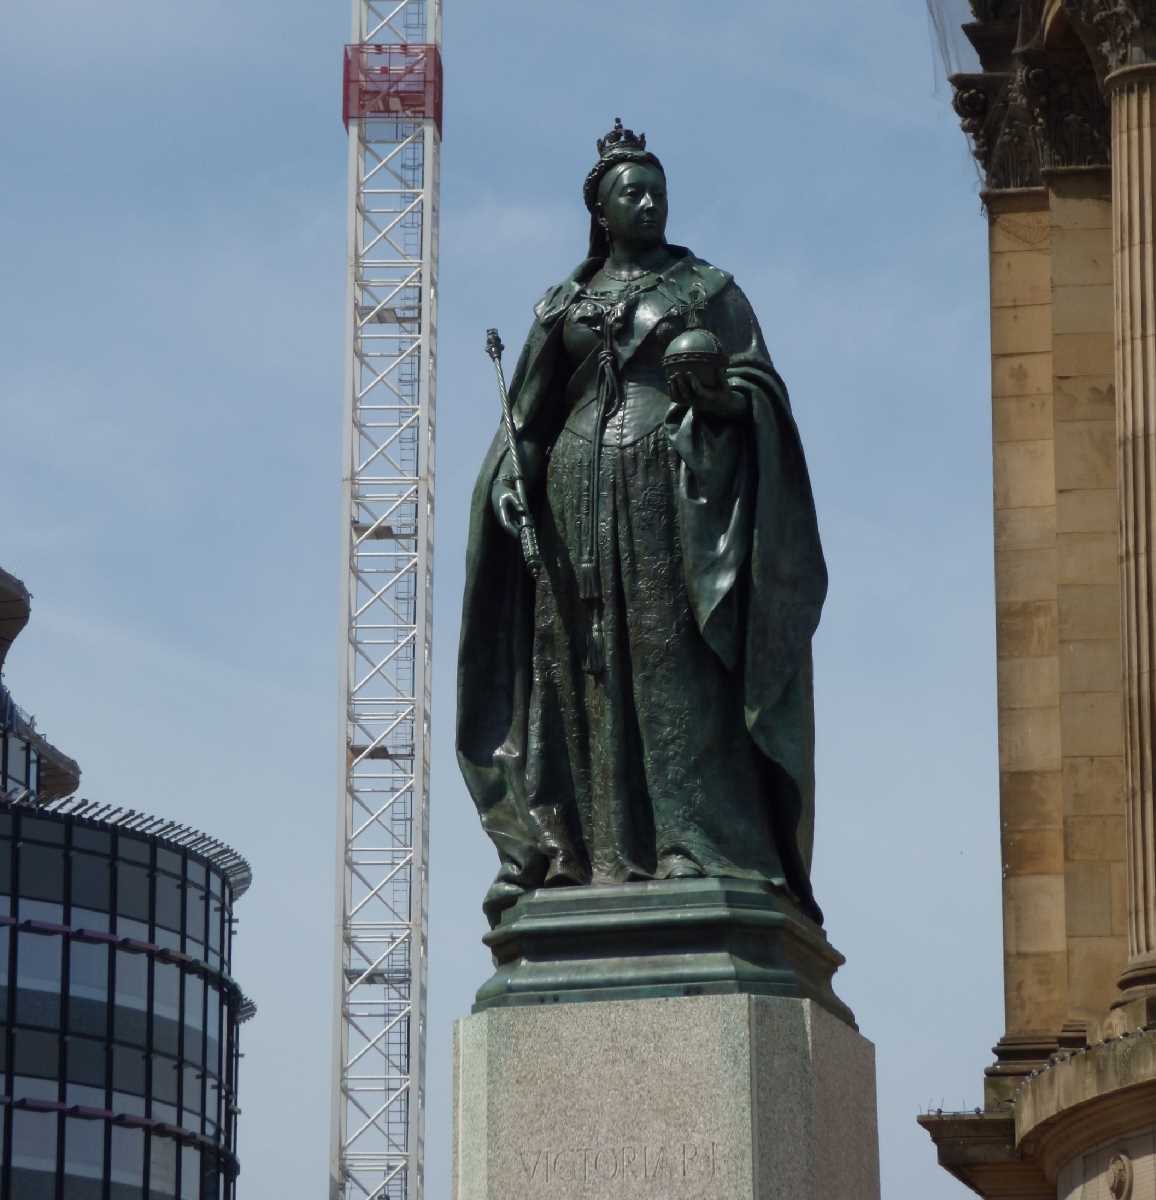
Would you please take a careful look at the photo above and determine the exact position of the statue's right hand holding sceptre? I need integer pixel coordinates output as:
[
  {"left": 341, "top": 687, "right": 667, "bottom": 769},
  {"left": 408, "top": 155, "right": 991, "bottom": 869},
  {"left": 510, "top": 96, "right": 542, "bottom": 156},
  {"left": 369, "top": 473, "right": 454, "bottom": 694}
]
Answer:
[{"left": 485, "top": 329, "right": 543, "bottom": 576}]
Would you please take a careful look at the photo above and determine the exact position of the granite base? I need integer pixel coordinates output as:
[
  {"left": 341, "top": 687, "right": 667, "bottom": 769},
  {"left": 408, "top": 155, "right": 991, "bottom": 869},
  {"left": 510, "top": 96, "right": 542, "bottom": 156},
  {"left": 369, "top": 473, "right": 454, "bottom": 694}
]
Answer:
[{"left": 453, "top": 993, "right": 880, "bottom": 1200}]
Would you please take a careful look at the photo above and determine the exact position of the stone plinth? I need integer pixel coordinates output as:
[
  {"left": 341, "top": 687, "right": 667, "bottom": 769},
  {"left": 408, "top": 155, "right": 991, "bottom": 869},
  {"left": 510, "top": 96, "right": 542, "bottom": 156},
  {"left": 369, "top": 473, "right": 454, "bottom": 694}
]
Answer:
[
  {"left": 453, "top": 994, "right": 879, "bottom": 1200},
  {"left": 475, "top": 878, "right": 854, "bottom": 1027}
]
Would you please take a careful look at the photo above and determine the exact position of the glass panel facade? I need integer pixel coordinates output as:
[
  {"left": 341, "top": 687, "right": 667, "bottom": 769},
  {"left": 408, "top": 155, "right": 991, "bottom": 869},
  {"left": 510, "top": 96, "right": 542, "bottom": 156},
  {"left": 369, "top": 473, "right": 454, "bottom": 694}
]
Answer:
[
  {"left": 114, "top": 949, "right": 148, "bottom": 1046},
  {"left": 11, "top": 1108, "right": 58, "bottom": 1200},
  {"left": 71, "top": 853, "right": 110, "bottom": 913},
  {"left": 0, "top": 806, "right": 245, "bottom": 1200},
  {"left": 180, "top": 1146, "right": 200, "bottom": 1200},
  {"left": 150, "top": 1134, "right": 178, "bottom": 1198},
  {"left": 110, "top": 1126, "right": 145, "bottom": 1195},
  {"left": 65, "top": 1115, "right": 106, "bottom": 1179},
  {"left": 69, "top": 941, "right": 109, "bottom": 1037},
  {"left": 17, "top": 929, "right": 62, "bottom": 1026}
]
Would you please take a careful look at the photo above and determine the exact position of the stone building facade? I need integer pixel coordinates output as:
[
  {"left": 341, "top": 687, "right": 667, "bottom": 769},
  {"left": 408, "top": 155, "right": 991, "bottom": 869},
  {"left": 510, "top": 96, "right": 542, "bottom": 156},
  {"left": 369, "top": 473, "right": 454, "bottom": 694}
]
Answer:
[{"left": 920, "top": 2, "right": 1156, "bottom": 1197}]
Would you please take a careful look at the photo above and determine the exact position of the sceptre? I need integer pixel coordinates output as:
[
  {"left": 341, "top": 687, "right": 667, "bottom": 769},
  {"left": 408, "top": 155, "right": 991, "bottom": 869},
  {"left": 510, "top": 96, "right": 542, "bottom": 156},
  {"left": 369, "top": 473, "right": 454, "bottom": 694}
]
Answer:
[{"left": 485, "top": 328, "right": 543, "bottom": 577}]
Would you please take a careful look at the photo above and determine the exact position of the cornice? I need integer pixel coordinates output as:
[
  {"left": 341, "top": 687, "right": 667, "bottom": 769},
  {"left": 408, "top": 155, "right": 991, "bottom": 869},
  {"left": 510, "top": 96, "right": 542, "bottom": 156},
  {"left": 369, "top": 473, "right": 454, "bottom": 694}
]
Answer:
[{"left": 1015, "top": 1031, "right": 1156, "bottom": 1181}]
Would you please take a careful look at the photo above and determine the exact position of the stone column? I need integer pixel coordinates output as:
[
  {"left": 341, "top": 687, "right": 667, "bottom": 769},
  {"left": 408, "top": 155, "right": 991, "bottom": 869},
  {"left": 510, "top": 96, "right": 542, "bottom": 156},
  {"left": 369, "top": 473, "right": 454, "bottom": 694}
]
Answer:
[
  {"left": 985, "top": 190, "right": 1071, "bottom": 1096},
  {"left": 1109, "top": 60, "right": 1156, "bottom": 1003}
]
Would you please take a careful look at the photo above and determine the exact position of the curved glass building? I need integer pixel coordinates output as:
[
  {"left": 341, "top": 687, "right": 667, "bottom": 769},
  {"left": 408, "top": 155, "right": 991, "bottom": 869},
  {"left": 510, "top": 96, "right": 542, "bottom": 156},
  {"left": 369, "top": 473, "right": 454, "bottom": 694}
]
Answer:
[{"left": 1, "top": 567, "right": 254, "bottom": 1199}]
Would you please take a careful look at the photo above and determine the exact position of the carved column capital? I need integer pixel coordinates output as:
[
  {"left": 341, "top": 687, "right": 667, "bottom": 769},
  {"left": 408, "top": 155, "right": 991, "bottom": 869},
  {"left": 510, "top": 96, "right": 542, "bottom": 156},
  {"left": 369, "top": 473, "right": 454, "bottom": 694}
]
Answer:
[
  {"left": 948, "top": 2, "right": 1110, "bottom": 189},
  {"left": 1020, "top": 55, "right": 1111, "bottom": 169},
  {"left": 950, "top": 53, "right": 1109, "bottom": 189},
  {"left": 1063, "top": 1, "right": 1156, "bottom": 74}
]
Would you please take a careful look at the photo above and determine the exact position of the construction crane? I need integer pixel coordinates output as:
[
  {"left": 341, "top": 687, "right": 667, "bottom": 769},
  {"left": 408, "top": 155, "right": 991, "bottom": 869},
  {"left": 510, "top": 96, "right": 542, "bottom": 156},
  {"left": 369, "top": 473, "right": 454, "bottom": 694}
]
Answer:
[{"left": 331, "top": 3, "right": 442, "bottom": 1198}]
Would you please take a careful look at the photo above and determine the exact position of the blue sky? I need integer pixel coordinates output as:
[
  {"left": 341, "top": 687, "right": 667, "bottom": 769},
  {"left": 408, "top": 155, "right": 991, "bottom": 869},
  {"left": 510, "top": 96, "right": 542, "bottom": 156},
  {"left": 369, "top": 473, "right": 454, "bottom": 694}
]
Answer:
[{"left": 3, "top": 3, "right": 998, "bottom": 1197}]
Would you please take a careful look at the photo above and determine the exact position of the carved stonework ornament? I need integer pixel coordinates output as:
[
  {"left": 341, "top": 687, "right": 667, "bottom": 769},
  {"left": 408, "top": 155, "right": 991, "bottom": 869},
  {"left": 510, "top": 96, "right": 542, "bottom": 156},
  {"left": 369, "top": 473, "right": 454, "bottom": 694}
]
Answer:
[
  {"left": 969, "top": 0, "right": 1017, "bottom": 20},
  {"left": 949, "top": 2, "right": 1112, "bottom": 189},
  {"left": 1062, "top": 1, "right": 1156, "bottom": 74},
  {"left": 991, "top": 65, "right": 1043, "bottom": 188},
  {"left": 1107, "top": 1151, "right": 1133, "bottom": 1200},
  {"left": 1021, "top": 58, "right": 1110, "bottom": 169},
  {"left": 952, "top": 84, "right": 996, "bottom": 178}
]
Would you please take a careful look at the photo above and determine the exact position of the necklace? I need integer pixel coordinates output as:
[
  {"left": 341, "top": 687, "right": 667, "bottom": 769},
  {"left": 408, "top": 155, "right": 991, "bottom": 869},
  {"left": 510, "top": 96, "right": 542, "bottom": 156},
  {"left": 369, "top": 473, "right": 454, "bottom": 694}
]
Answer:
[{"left": 601, "top": 263, "right": 656, "bottom": 282}]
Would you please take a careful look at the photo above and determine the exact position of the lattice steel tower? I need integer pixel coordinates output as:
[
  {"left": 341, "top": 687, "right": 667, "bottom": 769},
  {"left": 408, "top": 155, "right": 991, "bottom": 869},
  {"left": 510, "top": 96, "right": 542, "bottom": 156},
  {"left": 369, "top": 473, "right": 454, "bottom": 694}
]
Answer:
[{"left": 332, "top": 3, "right": 442, "bottom": 1199}]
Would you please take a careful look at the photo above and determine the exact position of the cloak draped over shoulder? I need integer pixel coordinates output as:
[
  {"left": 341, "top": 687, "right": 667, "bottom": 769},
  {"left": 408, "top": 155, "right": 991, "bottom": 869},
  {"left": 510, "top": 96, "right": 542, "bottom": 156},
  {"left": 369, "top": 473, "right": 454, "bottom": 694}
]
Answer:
[{"left": 456, "top": 247, "right": 828, "bottom": 926}]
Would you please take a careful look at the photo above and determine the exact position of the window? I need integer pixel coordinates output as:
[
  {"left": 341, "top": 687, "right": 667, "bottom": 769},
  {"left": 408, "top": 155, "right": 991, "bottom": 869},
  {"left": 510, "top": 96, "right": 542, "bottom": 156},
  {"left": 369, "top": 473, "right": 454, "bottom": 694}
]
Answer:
[
  {"left": 205, "top": 988, "right": 221, "bottom": 1079},
  {"left": 182, "top": 1062, "right": 203, "bottom": 1125},
  {"left": 0, "top": 924, "right": 9, "bottom": 1010},
  {"left": 180, "top": 1144, "right": 200, "bottom": 1200},
  {"left": 65, "top": 1082, "right": 105, "bottom": 1109},
  {"left": 205, "top": 1077, "right": 221, "bottom": 1139},
  {"left": 18, "top": 896, "right": 63, "bottom": 923},
  {"left": 185, "top": 884, "right": 206, "bottom": 960},
  {"left": 156, "top": 874, "right": 182, "bottom": 932},
  {"left": 72, "top": 905, "right": 110, "bottom": 933},
  {"left": 11, "top": 1108, "right": 58, "bottom": 1184},
  {"left": 72, "top": 852, "right": 111, "bottom": 913},
  {"left": 153, "top": 1100, "right": 177, "bottom": 1126},
  {"left": 0, "top": 833, "right": 12, "bottom": 904},
  {"left": 184, "top": 975, "right": 204, "bottom": 1064},
  {"left": 155, "top": 927, "right": 180, "bottom": 953},
  {"left": 149, "top": 1134, "right": 178, "bottom": 1197},
  {"left": 201, "top": 1156, "right": 222, "bottom": 1200},
  {"left": 208, "top": 892, "right": 222, "bottom": 968},
  {"left": 14, "top": 1028, "right": 59, "bottom": 1082},
  {"left": 119, "top": 917, "right": 150, "bottom": 942},
  {"left": 65, "top": 1115, "right": 106, "bottom": 1180},
  {"left": 119, "top": 836, "right": 150, "bottom": 864},
  {"left": 110, "top": 1126, "right": 145, "bottom": 1197},
  {"left": 20, "top": 843, "right": 65, "bottom": 903},
  {"left": 114, "top": 949, "right": 149, "bottom": 1046},
  {"left": 72, "top": 826, "right": 111, "bottom": 854},
  {"left": 70, "top": 941, "right": 110, "bottom": 1036},
  {"left": 66, "top": 1037, "right": 107, "bottom": 1092},
  {"left": 13, "top": 1073, "right": 57, "bottom": 1101},
  {"left": 16, "top": 928, "right": 62, "bottom": 1025},
  {"left": 22, "top": 815, "right": 64, "bottom": 843},
  {"left": 152, "top": 1053, "right": 178, "bottom": 1106},
  {"left": 153, "top": 962, "right": 180, "bottom": 1056},
  {"left": 113, "top": 1043, "right": 147, "bottom": 1095},
  {"left": 113, "top": 1089, "right": 146, "bottom": 1117},
  {"left": 156, "top": 849, "right": 181, "bottom": 876},
  {"left": 117, "top": 864, "right": 150, "bottom": 923}
]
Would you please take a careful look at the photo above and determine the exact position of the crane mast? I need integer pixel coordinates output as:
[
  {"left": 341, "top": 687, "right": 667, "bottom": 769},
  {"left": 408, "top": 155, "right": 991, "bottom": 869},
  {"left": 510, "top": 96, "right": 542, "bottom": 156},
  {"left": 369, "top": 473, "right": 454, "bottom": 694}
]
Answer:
[{"left": 331, "top": 3, "right": 442, "bottom": 1198}]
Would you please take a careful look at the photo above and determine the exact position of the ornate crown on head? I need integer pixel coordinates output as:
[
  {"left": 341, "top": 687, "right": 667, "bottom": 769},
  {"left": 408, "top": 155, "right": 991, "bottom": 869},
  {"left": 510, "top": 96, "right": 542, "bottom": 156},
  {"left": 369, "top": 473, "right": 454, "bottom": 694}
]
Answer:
[
  {"left": 584, "top": 117, "right": 660, "bottom": 214},
  {"left": 597, "top": 117, "right": 646, "bottom": 158}
]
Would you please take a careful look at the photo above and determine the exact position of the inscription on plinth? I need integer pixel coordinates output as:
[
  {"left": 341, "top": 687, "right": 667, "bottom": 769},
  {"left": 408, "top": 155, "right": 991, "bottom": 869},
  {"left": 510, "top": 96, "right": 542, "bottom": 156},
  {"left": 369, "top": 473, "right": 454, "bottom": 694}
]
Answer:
[
  {"left": 453, "top": 994, "right": 880, "bottom": 1200},
  {"left": 517, "top": 1141, "right": 719, "bottom": 1187}
]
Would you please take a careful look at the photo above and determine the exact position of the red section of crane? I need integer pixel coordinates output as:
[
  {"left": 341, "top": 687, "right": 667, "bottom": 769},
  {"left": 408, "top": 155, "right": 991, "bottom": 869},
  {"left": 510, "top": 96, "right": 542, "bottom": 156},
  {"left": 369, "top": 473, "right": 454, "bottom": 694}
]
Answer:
[{"left": 343, "top": 44, "right": 444, "bottom": 137}]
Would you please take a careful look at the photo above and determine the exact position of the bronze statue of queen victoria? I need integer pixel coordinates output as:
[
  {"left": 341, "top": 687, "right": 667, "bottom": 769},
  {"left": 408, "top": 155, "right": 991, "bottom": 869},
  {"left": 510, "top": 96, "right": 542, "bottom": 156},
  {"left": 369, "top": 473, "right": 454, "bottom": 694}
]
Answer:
[{"left": 457, "top": 120, "right": 828, "bottom": 934}]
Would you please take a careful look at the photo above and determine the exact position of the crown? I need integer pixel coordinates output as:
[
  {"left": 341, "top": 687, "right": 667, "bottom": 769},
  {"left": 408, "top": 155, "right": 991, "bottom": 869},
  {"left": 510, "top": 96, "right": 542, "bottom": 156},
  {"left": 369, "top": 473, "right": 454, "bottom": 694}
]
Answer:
[{"left": 597, "top": 117, "right": 646, "bottom": 158}]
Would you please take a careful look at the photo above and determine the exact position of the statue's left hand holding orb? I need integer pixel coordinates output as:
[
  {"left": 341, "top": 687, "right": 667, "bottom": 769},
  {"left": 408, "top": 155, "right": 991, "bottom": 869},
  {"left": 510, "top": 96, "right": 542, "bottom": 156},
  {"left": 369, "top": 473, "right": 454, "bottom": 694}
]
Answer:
[{"left": 669, "top": 370, "right": 749, "bottom": 419}]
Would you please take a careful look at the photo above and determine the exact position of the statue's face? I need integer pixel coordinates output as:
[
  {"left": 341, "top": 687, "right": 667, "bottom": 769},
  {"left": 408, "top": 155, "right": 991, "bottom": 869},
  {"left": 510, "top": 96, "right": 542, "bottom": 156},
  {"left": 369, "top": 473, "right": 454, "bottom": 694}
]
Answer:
[{"left": 600, "top": 162, "right": 668, "bottom": 250}]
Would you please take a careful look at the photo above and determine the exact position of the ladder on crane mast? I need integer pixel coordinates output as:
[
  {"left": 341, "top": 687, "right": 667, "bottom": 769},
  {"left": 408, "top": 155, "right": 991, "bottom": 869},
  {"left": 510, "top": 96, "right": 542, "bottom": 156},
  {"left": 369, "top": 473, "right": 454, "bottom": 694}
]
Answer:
[{"left": 332, "top": 2, "right": 442, "bottom": 1199}]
